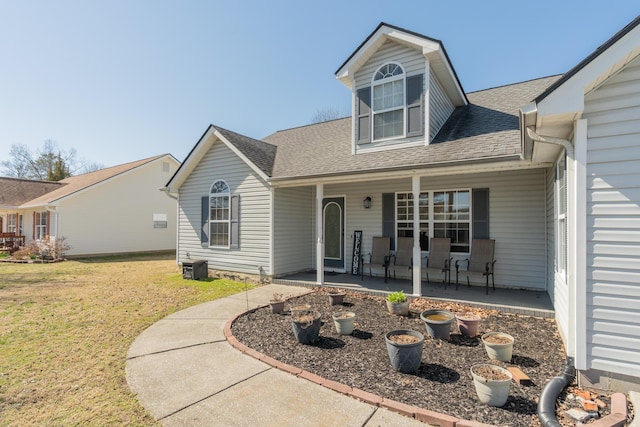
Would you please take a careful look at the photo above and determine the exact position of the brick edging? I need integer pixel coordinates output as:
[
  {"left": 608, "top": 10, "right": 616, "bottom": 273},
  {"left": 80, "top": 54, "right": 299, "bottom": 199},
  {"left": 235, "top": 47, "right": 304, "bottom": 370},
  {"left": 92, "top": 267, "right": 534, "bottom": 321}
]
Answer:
[{"left": 224, "top": 303, "right": 488, "bottom": 427}]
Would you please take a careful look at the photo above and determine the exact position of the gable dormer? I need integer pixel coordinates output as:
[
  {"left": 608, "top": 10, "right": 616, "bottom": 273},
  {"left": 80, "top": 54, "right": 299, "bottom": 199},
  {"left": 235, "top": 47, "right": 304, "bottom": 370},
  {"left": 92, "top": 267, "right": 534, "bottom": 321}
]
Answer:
[{"left": 335, "top": 23, "right": 468, "bottom": 153}]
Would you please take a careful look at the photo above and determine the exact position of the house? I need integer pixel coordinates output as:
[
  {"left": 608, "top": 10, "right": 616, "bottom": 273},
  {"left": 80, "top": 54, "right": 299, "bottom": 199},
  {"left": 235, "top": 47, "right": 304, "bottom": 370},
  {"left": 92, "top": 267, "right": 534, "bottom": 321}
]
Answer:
[
  {"left": 164, "top": 17, "right": 640, "bottom": 391},
  {"left": 0, "top": 154, "right": 180, "bottom": 256}
]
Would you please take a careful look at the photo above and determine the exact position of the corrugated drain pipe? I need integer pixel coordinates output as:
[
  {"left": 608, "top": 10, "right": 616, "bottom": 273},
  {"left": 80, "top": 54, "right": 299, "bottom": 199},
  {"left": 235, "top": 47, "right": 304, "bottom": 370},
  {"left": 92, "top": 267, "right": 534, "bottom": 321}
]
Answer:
[{"left": 538, "top": 356, "right": 575, "bottom": 427}]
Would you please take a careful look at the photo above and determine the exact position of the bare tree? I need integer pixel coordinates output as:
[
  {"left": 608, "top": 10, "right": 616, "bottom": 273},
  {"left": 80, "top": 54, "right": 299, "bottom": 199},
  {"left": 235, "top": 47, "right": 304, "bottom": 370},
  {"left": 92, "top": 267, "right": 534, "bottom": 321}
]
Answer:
[
  {"left": 1, "top": 140, "right": 104, "bottom": 181},
  {"left": 310, "top": 107, "right": 350, "bottom": 124}
]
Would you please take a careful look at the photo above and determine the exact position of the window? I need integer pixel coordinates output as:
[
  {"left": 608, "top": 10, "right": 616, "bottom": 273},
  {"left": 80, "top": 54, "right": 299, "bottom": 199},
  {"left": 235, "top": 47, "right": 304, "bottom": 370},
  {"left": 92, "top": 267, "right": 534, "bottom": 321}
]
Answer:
[
  {"left": 396, "top": 192, "right": 429, "bottom": 250},
  {"left": 433, "top": 190, "right": 470, "bottom": 253},
  {"left": 372, "top": 63, "right": 405, "bottom": 140},
  {"left": 153, "top": 213, "right": 167, "bottom": 229},
  {"left": 209, "top": 180, "right": 230, "bottom": 247},
  {"left": 556, "top": 154, "right": 567, "bottom": 274},
  {"left": 7, "top": 214, "right": 17, "bottom": 233},
  {"left": 393, "top": 189, "right": 471, "bottom": 253},
  {"left": 34, "top": 211, "right": 48, "bottom": 240}
]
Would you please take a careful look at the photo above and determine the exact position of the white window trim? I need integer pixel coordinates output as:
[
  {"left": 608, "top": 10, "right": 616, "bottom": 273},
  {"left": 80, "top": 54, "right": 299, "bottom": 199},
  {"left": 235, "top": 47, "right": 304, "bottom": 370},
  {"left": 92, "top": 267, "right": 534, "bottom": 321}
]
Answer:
[
  {"left": 35, "top": 211, "right": 47, "bottom": 241},
  {"left": 395, "top": 188, "right": 472, "bottom": 254},
  {"left": 555, "top": 154, "right": 567, "bottom": 278},
  {"left": 371, "top": 62, "right": 406, "bottom": 143},
  {"left": 7, "top": 213, "right": 17, "bottom": 233},
  {"left": 209, "top": 180, "right": 230, "bottom": 249}
]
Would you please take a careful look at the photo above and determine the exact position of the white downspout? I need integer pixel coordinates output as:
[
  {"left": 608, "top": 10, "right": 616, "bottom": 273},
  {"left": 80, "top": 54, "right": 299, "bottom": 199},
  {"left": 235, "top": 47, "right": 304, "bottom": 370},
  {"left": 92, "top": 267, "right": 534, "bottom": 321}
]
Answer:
[{"left": 526, "top": 127, "right": 586, "bottom": 371}]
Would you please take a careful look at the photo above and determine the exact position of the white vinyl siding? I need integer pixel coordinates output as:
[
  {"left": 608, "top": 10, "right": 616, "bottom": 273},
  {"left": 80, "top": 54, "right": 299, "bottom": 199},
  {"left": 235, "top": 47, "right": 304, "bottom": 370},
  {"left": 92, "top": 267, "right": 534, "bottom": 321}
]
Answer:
[
  {"left": 429, "top": 69, "right": 455, "bottom": 140},
  {"left": 320, "top": 168, "right": 546, "bottom": 289},
  {"left": 273, "top": 186, "right": 314, "bottom": 276},
  {"left": 582, "top": 57, "right": 640, "bottom": 378},
  {"left": 178, "top": 142, "right": 271, "bottom": 275}
]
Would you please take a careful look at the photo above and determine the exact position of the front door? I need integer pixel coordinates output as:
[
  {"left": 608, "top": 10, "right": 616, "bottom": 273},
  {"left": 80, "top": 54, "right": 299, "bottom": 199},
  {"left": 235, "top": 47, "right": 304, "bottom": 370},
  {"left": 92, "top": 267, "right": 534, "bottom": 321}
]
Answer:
[{"left": 323, "top": 197, "right": 345, "bottom": 270}]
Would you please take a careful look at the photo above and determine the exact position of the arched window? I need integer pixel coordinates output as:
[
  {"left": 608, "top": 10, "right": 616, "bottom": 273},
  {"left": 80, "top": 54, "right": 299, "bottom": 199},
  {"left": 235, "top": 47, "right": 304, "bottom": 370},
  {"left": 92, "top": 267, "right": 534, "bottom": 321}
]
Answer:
[
  {"left": 209, "top": 180, "right": 230, "bottom": 247},
  {"left": 372, "top": 62, "right": 405, "bottom": 140}
]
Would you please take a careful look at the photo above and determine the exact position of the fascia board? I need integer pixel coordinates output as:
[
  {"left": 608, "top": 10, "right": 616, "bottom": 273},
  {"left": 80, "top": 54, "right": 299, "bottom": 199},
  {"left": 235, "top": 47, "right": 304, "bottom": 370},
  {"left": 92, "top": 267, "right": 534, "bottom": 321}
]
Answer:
[
  {"left": 538, "top": 24, "right": 640, "bottom": 119},
  {"left": 166, "top": 126, "right": 217, "bottom": 192}
]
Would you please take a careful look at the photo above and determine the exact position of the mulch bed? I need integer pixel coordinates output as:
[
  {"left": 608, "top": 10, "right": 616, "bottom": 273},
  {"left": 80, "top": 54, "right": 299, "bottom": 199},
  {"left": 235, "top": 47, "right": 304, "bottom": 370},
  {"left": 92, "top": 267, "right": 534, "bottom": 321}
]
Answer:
[{"left": 231, "top": 288, "right": 596, "bottom": 426}]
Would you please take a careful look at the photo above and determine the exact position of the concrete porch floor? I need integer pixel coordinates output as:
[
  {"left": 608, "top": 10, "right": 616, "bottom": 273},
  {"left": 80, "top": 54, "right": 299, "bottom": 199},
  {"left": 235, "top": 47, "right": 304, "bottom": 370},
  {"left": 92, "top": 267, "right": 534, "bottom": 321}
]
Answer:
[{"left": 273, "top": 271, "right": 554, "bottom": 318}]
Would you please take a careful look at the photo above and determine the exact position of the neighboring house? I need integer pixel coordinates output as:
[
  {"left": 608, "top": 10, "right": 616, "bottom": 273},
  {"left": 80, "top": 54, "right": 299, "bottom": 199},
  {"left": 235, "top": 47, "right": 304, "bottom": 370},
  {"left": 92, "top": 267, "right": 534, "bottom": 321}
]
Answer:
[
  {"left": 164, "top": 18, "right": 640, "bottom": 391},
  {"left": 0, "top": 154, "right": 180, "bottom": 256}
]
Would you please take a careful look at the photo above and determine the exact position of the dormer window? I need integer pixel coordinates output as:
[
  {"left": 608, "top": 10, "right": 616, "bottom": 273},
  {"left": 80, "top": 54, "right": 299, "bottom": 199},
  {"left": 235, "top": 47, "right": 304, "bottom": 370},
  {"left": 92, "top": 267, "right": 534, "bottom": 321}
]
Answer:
[
  {"left": 356, "top": 63, "right": 424, "bottom": 146},
  {"left": 372, "top": 63, "right": 405, "bottom": 140}
]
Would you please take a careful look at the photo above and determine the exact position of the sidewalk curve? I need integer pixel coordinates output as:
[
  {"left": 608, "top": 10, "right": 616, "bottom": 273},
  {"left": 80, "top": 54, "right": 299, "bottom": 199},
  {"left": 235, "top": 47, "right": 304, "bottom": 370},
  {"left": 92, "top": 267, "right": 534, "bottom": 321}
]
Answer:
[{"left": 126, "top": 284, "right": 434, "bottom": 426}]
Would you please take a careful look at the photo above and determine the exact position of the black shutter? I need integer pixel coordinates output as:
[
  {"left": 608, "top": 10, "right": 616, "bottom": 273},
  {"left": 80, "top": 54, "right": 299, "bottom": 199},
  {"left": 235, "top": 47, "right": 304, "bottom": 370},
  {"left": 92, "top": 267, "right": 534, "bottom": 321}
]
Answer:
[
  {"left": 230, "top": 194, "right": 239, "bottom": 249},
  {"left": 201, "top": 196, "right": 209, "bottom": 245},
  {"left": 407, "top": 74, "right": 423, "bottom": 137},
  {"left": 382, "top": 193, "right": 395, "bottom": 250},
  {"left": 357, "top": 87, "right": 371, "bottom": 144},
  {"left": 472, "top": 189, "right": 490, "bottom": 239}
]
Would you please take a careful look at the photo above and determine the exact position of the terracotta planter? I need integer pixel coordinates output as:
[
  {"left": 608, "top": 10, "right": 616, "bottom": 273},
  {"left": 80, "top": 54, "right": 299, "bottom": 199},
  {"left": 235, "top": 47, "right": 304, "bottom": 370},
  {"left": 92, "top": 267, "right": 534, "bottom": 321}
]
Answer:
[
  {"left": 328, "top": 292, "right": 346, "bottom": 306},
  {"left": 420, "top": 309, "right": 455, "bottom": 341},
  {"left": 332, "top": 311, "right": 355, "bottom": 335},
  {"left": 291, "top": 311, "right": 322, "bottom": 344},
  {"left": 481, "top": 332, "right": 514, "bottom": 362},
  {"left": 386, "top": 300, "right": 409, "bottom": 316},
  {"left": 385, "top": 329, "right": 424, "bottom": 373},
  {"left": 470, "top": 364, "right": 513, "bottom": 407},
  {"left": 455, "top": 312, "right": 481, "bottom": 337}
]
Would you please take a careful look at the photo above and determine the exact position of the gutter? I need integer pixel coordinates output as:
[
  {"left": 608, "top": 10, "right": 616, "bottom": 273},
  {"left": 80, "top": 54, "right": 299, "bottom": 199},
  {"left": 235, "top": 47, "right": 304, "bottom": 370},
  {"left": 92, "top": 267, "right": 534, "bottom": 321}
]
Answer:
[
  {"left": 159, "top": 187, "right": 177, "bottom": 200},
  {"left": 526, "top": 127, "right": 574, "bottom": 158}
]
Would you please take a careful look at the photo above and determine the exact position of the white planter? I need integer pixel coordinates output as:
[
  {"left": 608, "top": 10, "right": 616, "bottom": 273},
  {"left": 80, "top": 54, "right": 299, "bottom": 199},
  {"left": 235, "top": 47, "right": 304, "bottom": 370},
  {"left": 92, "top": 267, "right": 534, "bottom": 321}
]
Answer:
[
  {"left": 470, "top": 364, "right": 512, "bottom": 407},
  {"left": 481, "top": 332, "right": 514, "bottom": 362}
]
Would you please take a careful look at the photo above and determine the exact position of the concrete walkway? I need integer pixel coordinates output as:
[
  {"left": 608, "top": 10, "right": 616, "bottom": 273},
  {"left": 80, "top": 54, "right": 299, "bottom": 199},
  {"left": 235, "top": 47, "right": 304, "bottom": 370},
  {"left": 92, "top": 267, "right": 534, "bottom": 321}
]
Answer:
[{"left": 126, "top": 284, "right": 431, "bottom": 426}]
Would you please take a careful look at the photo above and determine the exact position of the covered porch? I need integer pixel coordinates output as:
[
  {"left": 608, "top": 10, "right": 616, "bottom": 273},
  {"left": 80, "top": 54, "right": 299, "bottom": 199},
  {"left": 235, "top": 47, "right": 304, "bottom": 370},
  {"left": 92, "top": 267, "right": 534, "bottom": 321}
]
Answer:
[{"left": 273, "top": 271, "right": 553, "bottom": 318}]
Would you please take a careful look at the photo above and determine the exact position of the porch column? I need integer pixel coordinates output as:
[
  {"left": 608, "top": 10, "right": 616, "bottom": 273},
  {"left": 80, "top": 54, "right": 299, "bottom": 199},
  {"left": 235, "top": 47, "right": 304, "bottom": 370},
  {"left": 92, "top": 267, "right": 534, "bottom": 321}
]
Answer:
[
  {"left": 316, "top": 183, "right": 324, "bottom": 285},
  {"left": 412, "top": 175, "right": 422, "bottom": 296}
]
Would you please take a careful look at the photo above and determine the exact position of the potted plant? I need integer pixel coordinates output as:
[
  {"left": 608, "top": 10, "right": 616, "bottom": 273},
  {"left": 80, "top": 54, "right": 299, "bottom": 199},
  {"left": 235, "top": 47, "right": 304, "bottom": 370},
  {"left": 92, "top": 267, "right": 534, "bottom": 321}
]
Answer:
[
  {"left": 470, "top": 363, "right": 513, "bottom": 407},
  {"left": 481, "top": 332, "right": 515, "bottom": 362},
  {"left": 328, "top": 290, "right": 346, "bottom": 305},
  {"left": 455, "top": 312, "right": 482, "bottom": 337},
  {"left": 419, "top": 309, "right": 455, "bottom": 341},
  {"left": 385, "top": 329, "right": 424, "bottom": 373},
  {"left": 291, "top": 310, "right": 322, "bottom": 344},
  {"left": 290, "top": 303, "right": 312, "bottom": 316},
  {"left": 386, "top": 291, "right": 409, "bottom": 316},
  {"left": 269, "top": 293, "right": 285, "bottom": 314},
  {"left": 332, "top": 311, "right": 356, "bottom": 335}
]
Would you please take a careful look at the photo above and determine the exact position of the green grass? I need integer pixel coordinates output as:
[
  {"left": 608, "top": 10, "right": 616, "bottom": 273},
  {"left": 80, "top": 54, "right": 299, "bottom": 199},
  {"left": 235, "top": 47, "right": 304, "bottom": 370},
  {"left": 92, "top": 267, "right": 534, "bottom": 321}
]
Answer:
[{"left": 0, "top": 254, "right": 254, "bottom": 426}]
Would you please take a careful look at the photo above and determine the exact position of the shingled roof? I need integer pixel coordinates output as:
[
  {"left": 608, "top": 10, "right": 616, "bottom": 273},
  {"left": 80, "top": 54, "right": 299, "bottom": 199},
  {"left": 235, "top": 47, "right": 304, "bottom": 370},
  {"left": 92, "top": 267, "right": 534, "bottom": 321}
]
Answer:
[
  {"left": 215, "top": 126, "right": 277, "bottom": 176},
  {"left": 258, "top": 75, "right": 560, "bottom": 180},
  {"left": 0, "top": 178, "right": 63, "bottom": 208},
  {"left": 19, "top": 154, "right": 171, "bottom": 208}
]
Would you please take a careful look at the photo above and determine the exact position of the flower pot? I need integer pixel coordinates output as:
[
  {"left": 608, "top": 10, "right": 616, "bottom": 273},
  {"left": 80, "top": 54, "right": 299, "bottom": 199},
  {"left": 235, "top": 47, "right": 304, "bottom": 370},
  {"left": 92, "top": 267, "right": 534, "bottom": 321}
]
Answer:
[
  {"left": 269, "top": 300, "right": 285, "bottom": 314},
  {"left": 420, "top": 309, "right": 455, "bottom": 341},
  {"left": 470, "top": 364, "right": 513, "bottom": 407},
  {"left": 290, "top": 304, "right": 312, "bottom": 316},
  {"left": 455, "top": 312, "right": 481, "bottom": 337},
  {"left": 291, "top": 311, "right": 322, "bottom": 344},
  {"left": 385, "top": 329, "right": 424, "bottom": 373},
  {"left": 481, "top": 332, "right": 514, "bottom": 362},
  {"left": 328, "top": 292, "right": 346, "bottom": 306},
  {"left": 332, "top": 311, "right": 355, "bottom": 335},
  {"left": 386, "top": 300, "right": 409, "bottom": 316}
]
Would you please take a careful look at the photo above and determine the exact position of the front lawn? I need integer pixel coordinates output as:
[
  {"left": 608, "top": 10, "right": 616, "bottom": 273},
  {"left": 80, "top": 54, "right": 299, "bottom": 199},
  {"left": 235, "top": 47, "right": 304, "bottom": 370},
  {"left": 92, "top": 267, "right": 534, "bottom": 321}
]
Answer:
[{"left": 0, "top": 253, "right": 253, "bottom": 426}]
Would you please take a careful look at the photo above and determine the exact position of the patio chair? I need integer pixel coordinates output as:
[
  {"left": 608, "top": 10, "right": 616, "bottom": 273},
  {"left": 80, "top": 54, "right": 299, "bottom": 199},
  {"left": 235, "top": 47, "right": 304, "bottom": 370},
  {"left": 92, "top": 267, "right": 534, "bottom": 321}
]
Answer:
[
  {"left": 423, "top": 238, "right": 452, "bottom": 286},
  {"left": 361, "top": 236, "right": 391, "bottom": 283},
  {"left": 455, "top": 239, "right": 496, "bottom": 295},
  {"left": 390, "top": 237, "right": 413, "bottom": 280}
]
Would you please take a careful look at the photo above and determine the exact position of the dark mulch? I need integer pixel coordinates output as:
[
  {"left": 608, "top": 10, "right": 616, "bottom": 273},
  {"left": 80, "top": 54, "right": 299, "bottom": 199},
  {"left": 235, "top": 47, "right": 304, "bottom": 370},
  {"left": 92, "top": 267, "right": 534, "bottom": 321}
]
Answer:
[{"left": 232, "top": 288, "right": 568, "bottom": 426}]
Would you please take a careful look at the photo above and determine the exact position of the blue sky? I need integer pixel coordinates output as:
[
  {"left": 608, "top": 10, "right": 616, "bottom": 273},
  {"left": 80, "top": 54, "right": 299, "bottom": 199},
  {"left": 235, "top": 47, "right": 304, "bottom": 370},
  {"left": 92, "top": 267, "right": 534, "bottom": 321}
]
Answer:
[{"left": 1, "top": 1, "right": 638, "bottom": 169}]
